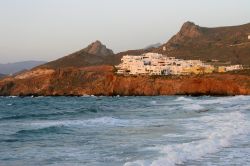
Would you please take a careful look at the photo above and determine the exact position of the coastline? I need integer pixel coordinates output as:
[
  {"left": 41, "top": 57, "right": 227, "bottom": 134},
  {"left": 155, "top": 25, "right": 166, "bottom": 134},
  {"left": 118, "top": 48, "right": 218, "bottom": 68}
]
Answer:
[{"left": 0, "top": 66, "right": 250, "bottom": 97}]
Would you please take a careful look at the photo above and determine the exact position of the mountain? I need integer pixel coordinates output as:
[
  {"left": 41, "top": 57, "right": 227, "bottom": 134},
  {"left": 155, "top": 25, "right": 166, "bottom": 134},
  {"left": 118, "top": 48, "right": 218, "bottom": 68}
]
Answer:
[
  {"left": 40, "top": 21, "right": 250, "bottom": 70},
  {"left": 40, "top": 41, "right": 120, "bottom": 69},
  {"left": 83, "top": 40, "right": 114, "bottom": 56},
  {"left": 154, "top": 21, "right": 250, "bottom": 65},
  {"left": 0, "top": 61, "right": 47, "bottom": 75},
  {"left": 1, "top": 21, "right": 250, "bottom": 96}
]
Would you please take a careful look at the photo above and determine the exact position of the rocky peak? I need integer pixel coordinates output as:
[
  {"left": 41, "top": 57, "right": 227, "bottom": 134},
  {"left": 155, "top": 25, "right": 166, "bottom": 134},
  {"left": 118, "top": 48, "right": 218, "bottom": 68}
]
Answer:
[
  {"left": 179, "top": 21, "right": 202, "bottom": 38},
  {"left": 83, "top": 40, "right": 114, "bottom": 56}
]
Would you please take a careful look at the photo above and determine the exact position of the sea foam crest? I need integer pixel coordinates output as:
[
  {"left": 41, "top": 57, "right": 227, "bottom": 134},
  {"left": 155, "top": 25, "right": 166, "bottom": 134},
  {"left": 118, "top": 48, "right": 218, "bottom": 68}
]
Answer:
[
  {"left": 124, "top": 111, "right": 249, "bottom": 166},
  {"left": 29, "top": 117, "right": 129, "bottom": 128},
  {"left": 175, "top": 96, "right": 193, "bottom": 102},
  {"left": 26, "top": 116, "right": 158, "bottom": 129}
]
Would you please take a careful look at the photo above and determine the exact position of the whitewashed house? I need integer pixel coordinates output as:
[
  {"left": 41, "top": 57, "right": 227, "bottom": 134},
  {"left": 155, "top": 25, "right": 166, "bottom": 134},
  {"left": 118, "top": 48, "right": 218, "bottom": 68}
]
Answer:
[
  {"left": 224, "top": 65, "right": 243, "bottom": 71},
  {"left": 115, "top": 52, "right": 243, "bottom": 76}
]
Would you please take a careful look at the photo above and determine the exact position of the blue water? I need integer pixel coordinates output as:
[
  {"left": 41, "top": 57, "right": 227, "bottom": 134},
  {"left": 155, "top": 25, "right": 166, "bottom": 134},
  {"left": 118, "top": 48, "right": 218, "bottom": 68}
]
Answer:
[{"left": 0, "top": 96, "right": 250, "bottom": 166}]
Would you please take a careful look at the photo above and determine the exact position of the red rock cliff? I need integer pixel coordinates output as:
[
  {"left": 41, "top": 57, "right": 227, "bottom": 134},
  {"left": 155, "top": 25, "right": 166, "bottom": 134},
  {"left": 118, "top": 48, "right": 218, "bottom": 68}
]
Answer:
[{"left": 0, "top": 66, "right": 250, "bottom": 96}]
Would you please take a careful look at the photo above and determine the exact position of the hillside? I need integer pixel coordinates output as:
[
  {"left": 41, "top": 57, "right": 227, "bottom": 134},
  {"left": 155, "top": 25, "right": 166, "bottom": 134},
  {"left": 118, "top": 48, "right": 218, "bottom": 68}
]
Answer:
[
  {"left": 1, "top": 21, "right": 250, "bottom": 96},
  {"left": 40, "top": 41, "right": 121, "bottom": 69},
  {"left": 39, "top": 22, "right": 250, "bottom": 70},
  {"left": 154, "top": 21, "right": 250, "bottom": 65}
]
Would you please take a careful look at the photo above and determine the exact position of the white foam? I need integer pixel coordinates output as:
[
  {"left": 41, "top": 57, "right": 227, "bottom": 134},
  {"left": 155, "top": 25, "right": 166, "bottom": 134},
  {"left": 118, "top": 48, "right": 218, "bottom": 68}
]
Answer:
[
  {"left": 150, "top": 101, "right": 157, "bottom": 105},
  {"left": 8, "top": 96, "right": 17, "bottom": 98},
  {"left": 29, "top": 117, "right": 129, "bottom": 128},
  {"left": 175, "top": 97, "right": 193, "bottom": 102},
  {"left": 25, "top": 116, "right": 161, "bottom": 129},
  {"left": 124, "top": 111, "right": 250, "bottom": 166},
  {"left": 198, "top": 95, "right": 250, "bottom": 105},
  {"left": 183, "top": 104, "right": 204, "bottom": 111}
]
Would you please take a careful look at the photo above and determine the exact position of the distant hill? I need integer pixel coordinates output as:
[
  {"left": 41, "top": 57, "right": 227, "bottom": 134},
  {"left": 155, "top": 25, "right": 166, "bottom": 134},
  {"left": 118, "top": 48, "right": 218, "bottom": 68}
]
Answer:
[
  {"left": 0, "top": 73, "right": 5, "bottom": 78},
  {"left": 0, "top": 61, "right": 47, "bottom": 75},
  {"left": 154, "top": 21, "right": 250, "bottom": 65},
  {"left": 144, "top": 43, "right": 161, "bottom": 49},
  {"left": 40, "top": 41, "right": 120, "bottom": 69}
]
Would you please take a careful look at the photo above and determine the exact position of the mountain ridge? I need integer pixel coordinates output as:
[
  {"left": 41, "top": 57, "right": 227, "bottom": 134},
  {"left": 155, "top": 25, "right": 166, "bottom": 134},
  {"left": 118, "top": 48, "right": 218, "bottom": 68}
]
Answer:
[
  {"left": 154, "top": 21, "right": 250, "bottom": 65},
  {"left": 38, "top": 21, "right": 250, "bottom": 70}
]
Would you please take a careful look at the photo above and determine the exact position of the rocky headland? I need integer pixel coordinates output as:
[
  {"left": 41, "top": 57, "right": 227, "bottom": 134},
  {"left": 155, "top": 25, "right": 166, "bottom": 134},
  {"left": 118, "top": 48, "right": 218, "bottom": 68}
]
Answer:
[
  {"left": 0, "top": 66, "right": 250, "bottom": 96},
  {"left": 1, "top": 21, "right": 250, "bottom": 96}
]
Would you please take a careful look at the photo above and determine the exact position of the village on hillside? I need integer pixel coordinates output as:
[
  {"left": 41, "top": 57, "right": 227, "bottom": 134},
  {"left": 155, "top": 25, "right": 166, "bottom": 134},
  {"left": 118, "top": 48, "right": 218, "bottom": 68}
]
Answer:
[{"left": 115, "top": 53, "right": 243, "bottom": 76}]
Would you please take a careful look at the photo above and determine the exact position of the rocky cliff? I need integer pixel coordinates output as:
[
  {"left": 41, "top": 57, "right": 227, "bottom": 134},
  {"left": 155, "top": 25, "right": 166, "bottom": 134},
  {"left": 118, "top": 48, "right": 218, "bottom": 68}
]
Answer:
[
  {"left": 0, "top": 66, "right": 250, "bottom": 96},
  {"left": 1, "top": 21, "right": 250, "bottom": 96}
]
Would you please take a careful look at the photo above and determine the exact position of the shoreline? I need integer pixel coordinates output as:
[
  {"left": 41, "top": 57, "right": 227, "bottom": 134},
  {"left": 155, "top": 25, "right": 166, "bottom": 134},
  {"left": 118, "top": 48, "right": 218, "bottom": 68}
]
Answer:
[{"left": 0, "top": 67, "right": 250, "bottom": 97}]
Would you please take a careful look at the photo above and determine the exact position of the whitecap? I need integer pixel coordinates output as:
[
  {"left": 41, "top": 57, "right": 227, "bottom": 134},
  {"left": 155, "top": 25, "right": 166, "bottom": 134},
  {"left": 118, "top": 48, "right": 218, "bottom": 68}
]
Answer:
[
  {"left": 28, "top": 117, "right": 129, "bottom": 128},
  {"left": 8, "top": 96, "right": 17, "bottom": 98},
  {"left": 183, "top": 104, "right": 204, "bottom": 111},
  {"left": 124, "top": 111, "right": 250, "bottom": 166},
  {"left": 150, "top": 101, "right": 157, "bottom": 105},
  {"left": 24, "top": 116, "right": 162, "bottom": 129},
  {"left": 175, "top": 96, "right": 193, "bottom": 102}
]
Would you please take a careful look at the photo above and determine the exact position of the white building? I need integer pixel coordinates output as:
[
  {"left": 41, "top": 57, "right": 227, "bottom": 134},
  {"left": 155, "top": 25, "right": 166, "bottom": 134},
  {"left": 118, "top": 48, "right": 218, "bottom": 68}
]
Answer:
[
  {"left": 116, "top": 53, "right": 204, "bottom": 75},
  {"left": 224, "top": 65, "right": 243, "bottom": 71},
  {"left": 248, "top": 34, "right": 250, "bottom": 40},
  {"left": 116, "top": 53, "right": 243, "bottom": 76}
]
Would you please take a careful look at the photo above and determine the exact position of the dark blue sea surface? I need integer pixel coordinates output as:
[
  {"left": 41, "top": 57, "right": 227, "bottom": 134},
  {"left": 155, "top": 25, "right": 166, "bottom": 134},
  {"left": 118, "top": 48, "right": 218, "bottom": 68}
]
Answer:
[{"left": 0, "top": 96, "right": 250, "bottom": 166}]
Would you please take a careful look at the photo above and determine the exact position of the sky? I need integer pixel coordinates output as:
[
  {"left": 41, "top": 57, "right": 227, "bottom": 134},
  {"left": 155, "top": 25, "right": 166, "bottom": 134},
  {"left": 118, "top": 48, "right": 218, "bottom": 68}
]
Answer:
[{"left": 0, "top": 0, "right": 250, "bottom": 63}]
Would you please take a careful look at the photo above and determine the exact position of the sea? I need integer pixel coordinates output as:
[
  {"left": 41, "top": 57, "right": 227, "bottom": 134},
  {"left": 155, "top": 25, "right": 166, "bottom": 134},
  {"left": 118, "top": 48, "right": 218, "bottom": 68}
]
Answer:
[{"left": 0, "top": 96, "right": 249, "bottom": 166}]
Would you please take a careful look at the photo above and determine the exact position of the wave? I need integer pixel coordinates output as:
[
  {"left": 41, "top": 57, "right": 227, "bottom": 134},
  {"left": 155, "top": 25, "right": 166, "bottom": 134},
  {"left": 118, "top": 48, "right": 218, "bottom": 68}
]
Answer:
[
  {"left": 183, "top": 104, "right": 204, "bottom": 111},
  {"left": 12, "top": 116, "right": 164, "bottom": 136},
  {"left": 124, "top": 111, "right": 250, "bottom": 166},
  {"left": 19, "top": 117, "right": 131, "bottom": 129},
  {"left": 10, "top": 117, "right": 129, "bottom": 136},
  {"left": 15, "top": 126, "right": 70, "bottom": 135},
  {"left": 175, "top": 97, "right": 193, "bottom": 102},
  {"left": 197, "top": 95, "right": 250, "bottom": 105},
  {"left": 0, "top": 108, "right": 103, "bottom": 121}
]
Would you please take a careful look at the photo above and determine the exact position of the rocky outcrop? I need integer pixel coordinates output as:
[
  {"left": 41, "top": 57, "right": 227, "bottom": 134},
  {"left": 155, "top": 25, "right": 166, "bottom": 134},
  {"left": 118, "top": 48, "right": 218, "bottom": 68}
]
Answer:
[
  {"left": 83, "top": 40, "right": 114, "bottom": 56},
  {"left": 39, "top": 41, "right": 119, "bottom": 69},
  {"left": 2, "top": 22, "right": 250, "bottom": 96},
  {"left": 0, "top": 66, "right": 250, "bottom": 96},
  {"left": 155, "top": 21, "right": 250, "bottom": 65}
]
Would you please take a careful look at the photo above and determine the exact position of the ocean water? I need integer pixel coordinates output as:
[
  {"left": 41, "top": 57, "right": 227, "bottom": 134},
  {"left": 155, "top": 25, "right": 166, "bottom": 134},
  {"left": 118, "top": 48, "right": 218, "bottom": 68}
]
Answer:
[{"left": 0, "top": 96, "right": 250, "bottom": 166}]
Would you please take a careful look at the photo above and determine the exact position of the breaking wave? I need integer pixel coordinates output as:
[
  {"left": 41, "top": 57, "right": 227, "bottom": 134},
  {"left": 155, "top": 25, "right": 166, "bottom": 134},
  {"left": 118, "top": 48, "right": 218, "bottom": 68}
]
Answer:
[
  {"left": 124, "top": 111, "right": 250, "bottom": 166},
  {"left": 0, "top": 108, "right": 105, "bottom": 121},
  {"left": 175, "top": 96, "right": 193, "bottom": 102}
]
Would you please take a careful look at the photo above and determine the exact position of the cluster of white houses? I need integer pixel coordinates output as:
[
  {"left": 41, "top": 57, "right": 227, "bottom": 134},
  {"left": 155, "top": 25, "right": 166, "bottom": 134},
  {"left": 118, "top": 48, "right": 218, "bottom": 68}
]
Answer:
[{"left": 116, "top": 53, "right": 243, "bottom": 76}]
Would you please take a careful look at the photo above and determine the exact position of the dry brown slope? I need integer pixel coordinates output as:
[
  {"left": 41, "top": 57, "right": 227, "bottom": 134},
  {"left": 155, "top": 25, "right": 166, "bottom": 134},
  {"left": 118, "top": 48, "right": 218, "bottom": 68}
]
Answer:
[{"left": 154, "top": 22, "right": 250, "bottom": 65}]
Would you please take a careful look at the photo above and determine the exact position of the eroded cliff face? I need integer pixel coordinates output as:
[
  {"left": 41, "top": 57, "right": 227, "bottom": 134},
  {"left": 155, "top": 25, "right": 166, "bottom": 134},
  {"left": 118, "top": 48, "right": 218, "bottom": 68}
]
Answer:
[{"left": 0, "top": 66, "right": 250, "bottom": 96}]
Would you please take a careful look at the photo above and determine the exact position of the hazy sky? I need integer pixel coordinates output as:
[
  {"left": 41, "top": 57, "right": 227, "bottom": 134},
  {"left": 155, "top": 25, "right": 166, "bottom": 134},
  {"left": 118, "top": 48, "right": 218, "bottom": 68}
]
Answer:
[{"left": 0, "top": 0, "right": 250, "bottom": 63}]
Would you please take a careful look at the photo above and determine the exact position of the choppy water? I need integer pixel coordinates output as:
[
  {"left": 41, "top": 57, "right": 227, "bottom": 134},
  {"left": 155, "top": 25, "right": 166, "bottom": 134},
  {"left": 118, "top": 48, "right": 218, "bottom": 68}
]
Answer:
[{"left": 0, "top": 96, "right": 250, "bottom": 166}]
